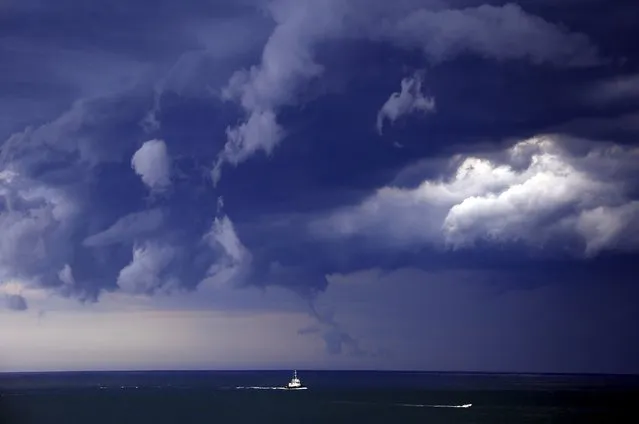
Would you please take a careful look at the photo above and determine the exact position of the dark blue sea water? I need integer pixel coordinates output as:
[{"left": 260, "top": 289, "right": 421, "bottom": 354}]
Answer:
[{"left": 1, "top": 371, "right": 637, "bottom": 423}]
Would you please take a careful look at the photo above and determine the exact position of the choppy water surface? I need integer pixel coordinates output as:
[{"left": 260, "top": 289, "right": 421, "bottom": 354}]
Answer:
[{"left": 1, "top": 371, "right": 637, "bottom": 423}]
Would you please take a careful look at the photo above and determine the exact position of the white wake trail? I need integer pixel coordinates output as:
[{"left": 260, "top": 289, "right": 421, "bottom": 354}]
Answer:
[
  {"left": 333, "top": 400, "right": 472, "bottom": 408},
  {"left": 396, "top": 403, "right": 472, "bottom": 408},
  {"left": 235, "top": 386, "right": 308, "bottom": 390}
]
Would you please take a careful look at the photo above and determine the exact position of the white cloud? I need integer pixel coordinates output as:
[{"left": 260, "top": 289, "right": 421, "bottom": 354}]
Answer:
[
  {"left": 83, "top": 209, "right": 164, "bottom": 247},
  {"left": 575, "top": 202, "right": 639, "bottom": 257},
  {"left": 0, "top": 12, "right": 272, "bottom": 305},
  {"left": 214, "top": 0, "right": 601, "bottom": 182},
  {"left": 212, "top": 110, "right": 283, "bottom": 186},
  {"left": 313, "top": 135, "right": 639, "bottom": 256},
  {"left": 117, "top": 242, "right": 177, "bottom": 295},
  {"left": 131, "top": 139, "right": 172, "bottom": 193},
  {"left": 212, "top": 0, "right": 336, "bottom": 184},
  {"left": 377, "top": 71, "right": 436, "bottom": 134},
  {"left": 201, "top": 212, "right": 252, "bottom": 290},
  {"left": 0, "top": 89, "right": 168, "bottom": 303},
  {"left": 0, "top": 170, "right": 79, "bottom": 285},
  {"left": 58, "top": 264, "right": 76, "bottom": 287}
]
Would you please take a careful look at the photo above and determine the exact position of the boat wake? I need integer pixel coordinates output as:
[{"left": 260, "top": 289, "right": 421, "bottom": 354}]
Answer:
[
  {"left": 235, "top": 386, "right": 308, "bottom": 390},
  {"left": 398, "top": 403, "right": 472, "bottom": 408},
  {"left": 235, "top": 370, "right": 308, "bottom": 391},
  {"left": 333, "top": 401, "right": 471, "bottom": 409}
]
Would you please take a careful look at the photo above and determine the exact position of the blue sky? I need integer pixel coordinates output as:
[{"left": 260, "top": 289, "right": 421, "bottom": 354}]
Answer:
[{"left": 1, "top": 0, "right": 639, "bottom": 373}]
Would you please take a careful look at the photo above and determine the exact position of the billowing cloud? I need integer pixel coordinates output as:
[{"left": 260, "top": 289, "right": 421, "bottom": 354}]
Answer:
[
  {"left": 202, "top": 209, "right": 252, "bottom": 289},
  {"left": 575, "top": 202, "right": 639, "bottom": 257},
  {"left": 1, "top": 90, "right": 151, "bottom": 172},
  {"left": 0, "top": 169, "right": 80, "bottom": 288},
  {"left": 117, "top": 242, "right": 177, "bottom": 295},
  {"left": 214, "top": 0, "right": 601, "bottom": 182},
  {"left": 376, "top": 71, "right": 435, "bottom": 134},
  {"left": 0, "top": 86, "right": 176, "bottom": 303},
  {"left": 313, "top": 135, "right": 639, "bottom": 256},
  {"left": 212, "top": 110, "right": 283, "bottom": 186},
  {"left": 58, "top": 264, "right": 75, "bottom": 286},
  {"left": 131, "top": 139, "right": 172, "bottom": 193}
]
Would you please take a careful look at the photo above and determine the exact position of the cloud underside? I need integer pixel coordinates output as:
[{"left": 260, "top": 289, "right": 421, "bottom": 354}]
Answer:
[
  {"left": 314, "top": 135, "right": 639, "bottom": 257},
  {"left": 213, "top": 0, "right": 602, "bottom": 182}
]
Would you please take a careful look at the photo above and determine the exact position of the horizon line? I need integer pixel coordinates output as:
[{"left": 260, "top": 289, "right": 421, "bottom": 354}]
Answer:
[{"left": 1, "top": 369, "right": 638, "bottom": 377}]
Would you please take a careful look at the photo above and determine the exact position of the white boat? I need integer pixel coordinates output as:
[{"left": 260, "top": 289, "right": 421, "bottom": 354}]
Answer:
[{"left": 285, "top": 370, "right": 307, "bottom": 390}]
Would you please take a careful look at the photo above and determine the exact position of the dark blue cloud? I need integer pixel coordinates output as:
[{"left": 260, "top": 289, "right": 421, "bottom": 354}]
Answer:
[
  {"left": 0, "top": 0, "right": 262, "bottom": 59},
  {"left": 5, "top": 294, "right": 28, "bottom": 311},
  {"left": 0, "top": 0, "right": 271, "bottom": 139}
]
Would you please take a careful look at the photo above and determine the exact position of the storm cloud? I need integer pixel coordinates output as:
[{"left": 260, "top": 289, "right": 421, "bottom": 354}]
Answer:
[
  {"left": 0, "top": 0, "right": 621, "bottom": 301},
  {"left": 213, "top": 0, "right": 602, "bottom": 183},
  {"left": 1, "top": 0, "right": 638, "bottom": 368}
]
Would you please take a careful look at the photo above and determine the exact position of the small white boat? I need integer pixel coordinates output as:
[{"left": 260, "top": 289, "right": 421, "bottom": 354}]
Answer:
[{"left": 285, "top": 370, "right": 307, "bottom": 390}]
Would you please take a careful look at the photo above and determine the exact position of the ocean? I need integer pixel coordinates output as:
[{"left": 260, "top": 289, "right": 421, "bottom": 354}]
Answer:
[{"left": 0, "top": 371, "right": 637, "bottom": 423}]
